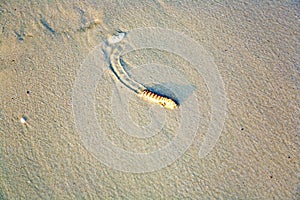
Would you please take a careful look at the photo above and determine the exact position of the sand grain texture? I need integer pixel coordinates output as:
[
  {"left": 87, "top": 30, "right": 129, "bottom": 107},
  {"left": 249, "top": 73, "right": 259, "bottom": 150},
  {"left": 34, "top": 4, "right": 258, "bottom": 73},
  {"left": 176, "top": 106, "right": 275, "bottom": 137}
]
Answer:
[{"left": 0, "top": 1, "right": 299, "bottom": 199}]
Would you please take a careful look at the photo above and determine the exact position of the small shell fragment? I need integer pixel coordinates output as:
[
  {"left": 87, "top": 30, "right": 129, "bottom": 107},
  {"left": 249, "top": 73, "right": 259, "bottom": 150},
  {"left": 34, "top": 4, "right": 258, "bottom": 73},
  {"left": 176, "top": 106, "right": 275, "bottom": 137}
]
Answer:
[
  {"left": 20, "top": 116, "right": 27, "bottom": 124},
  {"left": 107, "top": 32, "right": 126, "bottom": 44}
]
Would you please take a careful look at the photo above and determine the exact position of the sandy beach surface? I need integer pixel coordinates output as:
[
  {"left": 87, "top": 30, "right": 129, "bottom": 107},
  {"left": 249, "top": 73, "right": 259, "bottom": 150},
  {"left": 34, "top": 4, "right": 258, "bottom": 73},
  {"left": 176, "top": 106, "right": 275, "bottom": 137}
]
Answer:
[{"left": 0, "top": 1, "right": 299, "bottom": 199}]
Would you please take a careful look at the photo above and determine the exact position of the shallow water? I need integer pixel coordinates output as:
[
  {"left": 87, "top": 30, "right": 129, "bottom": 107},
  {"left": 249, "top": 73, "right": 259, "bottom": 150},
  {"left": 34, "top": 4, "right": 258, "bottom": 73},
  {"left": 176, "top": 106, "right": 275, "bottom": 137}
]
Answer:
[{"left": 0, "top": 1, "right": 299, "bottom": 199}]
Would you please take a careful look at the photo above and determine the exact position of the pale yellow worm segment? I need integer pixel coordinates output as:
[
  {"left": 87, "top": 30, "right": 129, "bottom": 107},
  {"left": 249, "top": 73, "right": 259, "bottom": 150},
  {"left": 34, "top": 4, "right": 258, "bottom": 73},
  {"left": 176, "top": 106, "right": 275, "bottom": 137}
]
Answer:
[
  {"left": 138, "top": 90, "right": 178, "bottom": 110},
  {"left": 108, "top": 32, "right": 179, "bottom": 110}
]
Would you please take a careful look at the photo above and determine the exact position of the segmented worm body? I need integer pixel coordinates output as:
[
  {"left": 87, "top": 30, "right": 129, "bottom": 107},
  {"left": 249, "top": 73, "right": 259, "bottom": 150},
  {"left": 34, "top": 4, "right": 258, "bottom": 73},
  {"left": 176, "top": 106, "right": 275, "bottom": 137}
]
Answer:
[
  {"left": 108, "top": 32, "right": 179, "bottom": 110},
  {"left": 138, "top": 90, "right": 178, "bottom": 110}
]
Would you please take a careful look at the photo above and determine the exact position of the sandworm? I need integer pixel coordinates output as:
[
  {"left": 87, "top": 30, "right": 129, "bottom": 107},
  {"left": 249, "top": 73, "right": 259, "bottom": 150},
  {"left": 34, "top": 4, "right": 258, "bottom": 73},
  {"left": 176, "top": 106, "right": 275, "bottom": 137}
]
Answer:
[
  {"left": 108, "top": 32, "right": 179, "bottom": 110},
  {"left": 138, "top": 90, "right": 178, "bottom": 110}
]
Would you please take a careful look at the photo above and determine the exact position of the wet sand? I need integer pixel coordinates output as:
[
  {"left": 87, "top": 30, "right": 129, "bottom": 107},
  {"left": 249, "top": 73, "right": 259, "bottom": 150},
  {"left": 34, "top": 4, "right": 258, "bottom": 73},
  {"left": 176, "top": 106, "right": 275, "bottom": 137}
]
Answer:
[{"left": 0, "top": 1, "right": 299, "bottom": 199}]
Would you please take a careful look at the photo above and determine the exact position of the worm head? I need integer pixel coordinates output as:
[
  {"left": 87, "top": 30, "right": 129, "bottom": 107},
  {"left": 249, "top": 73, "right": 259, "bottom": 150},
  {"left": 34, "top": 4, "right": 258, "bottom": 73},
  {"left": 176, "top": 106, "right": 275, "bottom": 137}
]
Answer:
[{"left": 161, "top": 99, "right": 178, "bottom": 110}]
